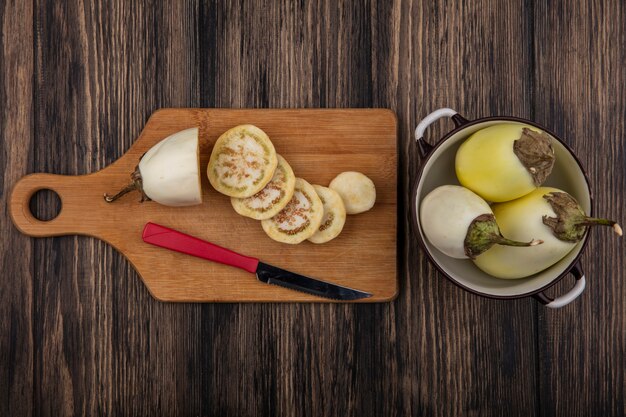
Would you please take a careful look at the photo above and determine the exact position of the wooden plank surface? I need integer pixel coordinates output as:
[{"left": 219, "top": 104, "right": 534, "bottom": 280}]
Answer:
[
  {"left": 10, "top": 108, "right": 398, "bottom": 302},
  {"left": 0, "top": 0, "right": 624, "bottom": 416},
  {"left": 0, "top": 1, "right": 34, "bottom": 416},
  {"left": 533, "top": 1, "right": 626, "bottom": 416}
]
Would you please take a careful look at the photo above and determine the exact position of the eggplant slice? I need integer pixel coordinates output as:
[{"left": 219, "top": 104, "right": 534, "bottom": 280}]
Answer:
[
  {"left": 261, "top": 178, "right": 324, "bottom": 244},
  {"left": 308, "top": 185, "right": 347, "bottom": 244},
  {"left": 207, "top": 124, "right": 278, "bottom": 198},
  {"left": 329, "top": 171, "right": 376, "bottom": 214}
]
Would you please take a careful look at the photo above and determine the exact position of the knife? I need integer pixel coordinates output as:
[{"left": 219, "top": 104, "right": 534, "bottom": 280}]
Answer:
[{"left": 141, "top": 222, "right": 372, "bottom": 301}]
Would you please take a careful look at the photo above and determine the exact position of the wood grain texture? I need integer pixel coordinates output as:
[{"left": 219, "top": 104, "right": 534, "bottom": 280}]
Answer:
[
  {"left": 1, "top": 0, "right": 624, "bottom": 416},
  {"left": 31, "top": 1, "right": 203, "bottom": 416},
  {"left": 0, "top": 1, "right": 34, "bottom": 416},
  {"left": 10, "top": 108, "right": 398, "bottom": 302},
  {"left": 533, "top": 1, "right": 626, "bottom": 416}
]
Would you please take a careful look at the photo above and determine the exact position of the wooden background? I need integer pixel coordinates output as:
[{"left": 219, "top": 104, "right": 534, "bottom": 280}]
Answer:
[{"left": 1, "top": 0, "right": 624, "bottom": 416}]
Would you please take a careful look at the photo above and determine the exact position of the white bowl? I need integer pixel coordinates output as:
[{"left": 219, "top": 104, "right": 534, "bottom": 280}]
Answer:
[{"left": 411, "top": 108, "right": 591, "bottom": 308}]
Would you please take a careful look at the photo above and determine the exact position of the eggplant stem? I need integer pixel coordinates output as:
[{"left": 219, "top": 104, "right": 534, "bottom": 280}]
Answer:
[
  {"left": 104, "top": 183, "right": 138, "bottom": 203},
  {"left": 495, "top": 236, "right": 544, "bottom": 247},
  {"left": 103, "top": 166, "right": 149, "bottom": 204},
  {"left": 579, "top": 217, "right": 623, "bottom": 236}
]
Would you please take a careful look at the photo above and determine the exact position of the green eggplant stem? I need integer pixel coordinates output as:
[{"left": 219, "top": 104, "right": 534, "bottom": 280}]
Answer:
[
  {"left": 579, "top": 217, "right": 623, "bottom": 236},
  {"left": 543, "top": 192, "right": 622, "bottom": 242},
  {"left": 464, "top": 213, "right": 543, "bottom": 259},
  {"left": 494, "top": 236, "right": 544, "bottom": 247}
]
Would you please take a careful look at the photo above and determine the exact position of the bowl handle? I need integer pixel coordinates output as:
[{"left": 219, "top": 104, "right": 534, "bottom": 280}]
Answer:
[
  {"left": 414, "top": 108, "right": 470, "bottom": 157},
  {"left": 533, "top": 263, "right": 586, "bottom": 308}
]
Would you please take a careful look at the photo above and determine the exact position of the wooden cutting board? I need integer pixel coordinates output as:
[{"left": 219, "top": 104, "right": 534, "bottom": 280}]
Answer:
[{"left": 10, "top": 109, "right": 398, "bottom": 302}]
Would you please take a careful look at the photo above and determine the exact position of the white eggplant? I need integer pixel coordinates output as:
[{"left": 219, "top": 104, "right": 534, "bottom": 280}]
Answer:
[
  {"left": 419, "top": 185, "right": 542, "bottom": 259},
  {"left": 104, "top": 127, "right": 202, "bottom": 207},
  {"left": 474, "top": 187, "right": 622, "bottom": 279}
]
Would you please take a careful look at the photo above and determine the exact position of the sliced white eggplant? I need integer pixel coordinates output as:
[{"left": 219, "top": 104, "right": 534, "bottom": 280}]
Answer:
[
  {"left": 308, "top": 185, "right": 347, "bottom": 244},
  {"left": 230, "top": 154, "right": 296, "bottom": 220},
  {"left": 207, "top": 124, "right": 278, "bottom": 198},
  {"left": 104, "top": 127, "right": 202, "bottom": 207},
  {"left": 328, "top": 171, "right": 376, "bottom": 214},
  {"left": 261, "top": 178, "right": 324, "bottom": 244}
]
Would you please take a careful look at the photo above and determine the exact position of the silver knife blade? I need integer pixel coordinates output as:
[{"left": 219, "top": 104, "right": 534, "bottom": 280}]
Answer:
[{"left": 255, "top": 262, "right": 372, "bottom": 301}]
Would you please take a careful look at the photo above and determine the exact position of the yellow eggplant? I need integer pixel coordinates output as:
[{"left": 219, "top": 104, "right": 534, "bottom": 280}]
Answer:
[
  {"left": 455, "top": 124, "right": 555, "bottom": 202},
  {"left": 474, "top": 187, "right": 622, "bottom": 279}
]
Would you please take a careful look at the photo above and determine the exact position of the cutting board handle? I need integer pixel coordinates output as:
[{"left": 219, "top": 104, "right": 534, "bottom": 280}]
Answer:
[{"left": 9, "top": 173, "right": 94, "bottom": 237}]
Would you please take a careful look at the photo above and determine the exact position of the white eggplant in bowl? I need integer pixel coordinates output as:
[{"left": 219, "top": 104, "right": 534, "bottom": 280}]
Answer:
[
  {"left": 419, "top": 185, "right": 542, "bottom": 259},
  {"left": 104, "top": 128, "right": 202, "bottom": 207},
  {"left": 474, "top": 187, "right": 622, "bottom": 279}
]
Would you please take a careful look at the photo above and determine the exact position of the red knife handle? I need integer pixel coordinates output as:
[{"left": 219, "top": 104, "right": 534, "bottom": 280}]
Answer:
[{"left": 142, "top": 222, "right": 259, "bottom": 274}]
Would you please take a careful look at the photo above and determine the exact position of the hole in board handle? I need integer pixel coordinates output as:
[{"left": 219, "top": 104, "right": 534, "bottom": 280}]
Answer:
[{"left": 28, "top": 189, "right": 62, "bottom": 221}]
